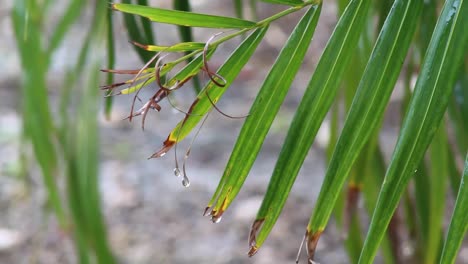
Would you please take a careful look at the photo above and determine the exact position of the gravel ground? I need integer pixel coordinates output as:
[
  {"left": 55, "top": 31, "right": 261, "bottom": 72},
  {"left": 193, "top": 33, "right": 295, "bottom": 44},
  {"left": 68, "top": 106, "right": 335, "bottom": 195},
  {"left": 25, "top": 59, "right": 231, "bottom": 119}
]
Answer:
[{"left": 1, "top": 1, "right": 467, "bottom": 264}]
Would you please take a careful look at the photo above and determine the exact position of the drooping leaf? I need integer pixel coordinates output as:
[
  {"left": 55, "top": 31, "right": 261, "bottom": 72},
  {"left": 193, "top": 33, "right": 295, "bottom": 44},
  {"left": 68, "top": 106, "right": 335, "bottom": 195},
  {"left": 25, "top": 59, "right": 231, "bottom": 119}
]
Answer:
[
  {"left": 121, "top": 0, "right": 154, "bottom": 62},
  {"left": 306, "top": 0, "right": 423, "bottom": 260},
  {"left": 261, "top": 0, "right": 305, "bottom": 6},
  {"left": 424, "top": 124, "right": 449, "bottom": 264},
  {"left": 12, "top": 0, "right": 65, "bottom": 225},
  {"left": 439, "top": 154, "right": 468, "bottom": 264},
  {"left": 152, "top": 26, "right": 268, "bottom": 156},
  {"left": 361, "top": 145, "right": 398, "bottom": 264},
  {"left": 203, "top": 5, "right": 322, "bottom": 255},
  {"left": 47, "top": 0, "right": 86, "bottom": 58},
  {"left": 234, "top": 0, "right": 244, "bottom": 18},
  {"left": 359, "top": 0, "right": 468, "bottom": 262},
  {"left": 247, "top": 0, "right": 371, "bottom": 256},
  {"left": 448, "top": 64, "right": 468, "bottom": 154},
  {"left": 174, "top": 0, "right": 194, "bottom": 42},
  {"left": 105, "top": 4, "right": 115, "bottom": 119},
  {"left": 112, "top": 3, "right": 256, "bottom": 29},
  {"left": 173, "top": 0, "right": 202, "bottom": 92},
  {"left": 136, "top": 0, "right": 155, "bottom": 44},
  {"left": 133, "top": 41, "right": 205, "bottom": 52}
]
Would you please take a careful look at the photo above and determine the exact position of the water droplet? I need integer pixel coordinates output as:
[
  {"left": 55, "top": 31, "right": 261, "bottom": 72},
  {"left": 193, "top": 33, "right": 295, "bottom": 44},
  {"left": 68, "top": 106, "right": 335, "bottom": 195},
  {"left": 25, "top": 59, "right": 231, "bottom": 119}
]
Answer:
[
  {"left": 173, "top": 168, "right": 181, "bottom": 177},
  {"left": 203, "top": 207, "right": 212, "bottom": 216},
  {"left": 212, "top": 216, "right": 222, "bottom": 223},
  {"left": 182, "top": 177, "right": 190, "bottom": 187},
  {"left": 159, "top": 152, "right": 166, "bottom": 157}
]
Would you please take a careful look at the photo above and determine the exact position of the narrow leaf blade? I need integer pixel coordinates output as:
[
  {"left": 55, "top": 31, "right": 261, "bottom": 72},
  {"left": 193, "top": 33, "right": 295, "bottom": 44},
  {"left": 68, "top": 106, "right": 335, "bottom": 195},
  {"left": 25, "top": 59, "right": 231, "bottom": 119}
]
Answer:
[
  {"left": 205, "top": 5, "right": 322, "bottom": 254},
  {"left": 261, "top": 0, "right": 305, "bottom": 6},
  {"left": 359, "top": 0, "right": 468, "bottom": 262},
  {"left": 439, "top": 154, "right": 468, "bottom": 264},
  {"left": 248, "top": 0, "right": 372, "bottom": 255},
  {"left": 112, "top": 3, "right": 256, "bottom": 29},
  {"left": 307, "top": 0, "right": 423, "bottom": 260}
]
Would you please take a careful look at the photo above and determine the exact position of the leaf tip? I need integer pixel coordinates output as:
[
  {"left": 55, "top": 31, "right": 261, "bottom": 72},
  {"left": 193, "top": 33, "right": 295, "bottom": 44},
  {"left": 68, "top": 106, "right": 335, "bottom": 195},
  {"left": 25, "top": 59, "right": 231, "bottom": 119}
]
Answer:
[
  {"left": 306, "top": 229, "right": 323, "bottom": 263},
  {"left": 110, "top": 3, "right": 118, "bottom": 11},
  {"left": 149, "top": 139, "right": 175, "bottom": 159},
  {"left": 130, "top": 40, "right": 149, "bottom": 50},
  {"left": 248, "top": 245, "right": 259, "bottom": 257},
  {"left": 248, "top": 219, "right": 265, "bottom": 256}
]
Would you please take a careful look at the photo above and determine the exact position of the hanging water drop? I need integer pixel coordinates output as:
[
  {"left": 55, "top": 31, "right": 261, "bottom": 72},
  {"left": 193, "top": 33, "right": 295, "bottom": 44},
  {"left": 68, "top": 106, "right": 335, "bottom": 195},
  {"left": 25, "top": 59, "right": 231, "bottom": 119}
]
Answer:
[
  {"left": 212, "top": 215, "right": 222, "bottom": 224},
  {"left": 174, "top": 168, "right": 181, "bottom": 177},
  {"left": 159, "top": 152, "right": 167, "bottom": 157},
  {"left": 182, "top": 177, "right": 190, "bottom": 187}
]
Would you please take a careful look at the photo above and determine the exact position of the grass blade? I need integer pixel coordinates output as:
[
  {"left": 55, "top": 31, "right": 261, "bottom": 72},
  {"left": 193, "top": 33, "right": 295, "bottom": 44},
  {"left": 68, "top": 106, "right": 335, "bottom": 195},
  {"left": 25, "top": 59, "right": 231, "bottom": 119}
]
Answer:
[
  {"left": 204, "top": 5, "right": 322, "bottom": 254},
  {"left": 105, "top": 4, "right": 115, "bottom": 119},
  {"left": 413, "top": 160, "right": 430, "bottom": 252},
  {"left": 376, "top": 0, "right": 394, "bottom": 30},
  {"left": 132, "top": 41, "right": 205, "bottom": 52},
  {"left": 245, "top": 0, "right": 372, "bottom": 256},
  {"left": 439, "top": 154, "right": 468, "bottom": 264},
  {"left": 81, "top": 64, "right": 116, "bottom": 264},
  {"left": 173, "top": 0, "right": 202, "bottom": 92},
  {"left": 65, "top": 2, "right": 116, "bottom": 262},
  {"left": 424, "top": 124, "right": 449, "bottom": 263},
  {"left": 47, "top": 0, "right": 85, "bottom": 57},
  {"left": 137, "top": 0, "right": 155, "bottom": 44},
  {"left": 448, "top": 64, "right": 468, "bottom": 154},
  {"left": 361, "top": 146, "right": 398, "bottom": 264},
  {"left": 306, "top": 0, "right": 423, "bottom": 260},
  {"left": 234, "top": 0, "right": 244, "bottom": 18},
  {"left": 11, "top": 0, "right": 65, "bottom": 225},
  {"left": 173, "top": 0, "right": 195, "bottom": 44},
  {"left": 359, "top": 0, "right": 468, "bottom": 262},
  {"left": 447, "top": 144, "right": 462, "bottom": 194},
  {"left": 261, "top": 0, "right": 305, "bottom": 6},
  {"left": 121, "top": 0, "right": 154, "bottom": 62},
  {"left": 250, "top": 0, "right": 258, "bottom": 20},
  {"left": 418, "top": 0, "right": 438, "bottom": 58},
  {"left": 112, "top": 3, "right": 256, "bottom": 29}
]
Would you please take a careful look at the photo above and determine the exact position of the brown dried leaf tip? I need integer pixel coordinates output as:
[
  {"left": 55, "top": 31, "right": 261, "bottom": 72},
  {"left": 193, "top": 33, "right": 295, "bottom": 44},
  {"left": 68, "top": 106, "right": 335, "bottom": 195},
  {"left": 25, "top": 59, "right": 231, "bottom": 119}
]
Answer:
[
  {"left": 248, "top": 219, "right": 265, "bottom": 257},
  {"left": 130, "top": 41, "right": 149, "bottom": 50},
  {"left": 149, "top": 138, "right": 175, "bottom": 159},
  {"left": 208, "top": 189, "right": 232, "bottom": 223},
  {"left": 306, "top": 229, "right": 323, "bottom": 264}
]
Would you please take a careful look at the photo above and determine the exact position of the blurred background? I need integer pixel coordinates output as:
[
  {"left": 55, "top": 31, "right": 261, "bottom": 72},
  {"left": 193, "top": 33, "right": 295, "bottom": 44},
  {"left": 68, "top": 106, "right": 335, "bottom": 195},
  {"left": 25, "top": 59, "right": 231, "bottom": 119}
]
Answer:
[{"left": 0, "top": 0, "right": 466, "bottom": 264}]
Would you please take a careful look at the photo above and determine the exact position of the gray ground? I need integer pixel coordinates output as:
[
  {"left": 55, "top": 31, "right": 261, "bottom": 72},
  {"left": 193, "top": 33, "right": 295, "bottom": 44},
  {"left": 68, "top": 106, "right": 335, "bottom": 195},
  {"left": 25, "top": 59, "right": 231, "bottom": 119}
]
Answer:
[{"left": 1, "top": 1, "right": 467, "bottom": 264}]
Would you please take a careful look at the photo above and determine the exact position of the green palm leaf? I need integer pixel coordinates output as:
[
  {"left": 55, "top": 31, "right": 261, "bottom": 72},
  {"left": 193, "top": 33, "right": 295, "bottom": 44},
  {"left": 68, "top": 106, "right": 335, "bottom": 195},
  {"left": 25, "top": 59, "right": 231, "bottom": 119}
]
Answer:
[
  {"left": 112, "top": 3, "right": 256, "bottom": 28},
  {"left": 439, "top": 154, "right": 468, "bottom": 264},
  {"left": 203, "top": 5, "right": 322, "bottom": 254},
  {"left": 247, "top": 0, "right": 372, "bottom": 256},
  {"left": 359, "top": 0, "right": 468, "bottom": 262},
  {"left": 306, "top": 0, "right": 423, "bottom": 260},
  {"left": 261, "top": 0, "right": 306, "bottom": 6}
]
